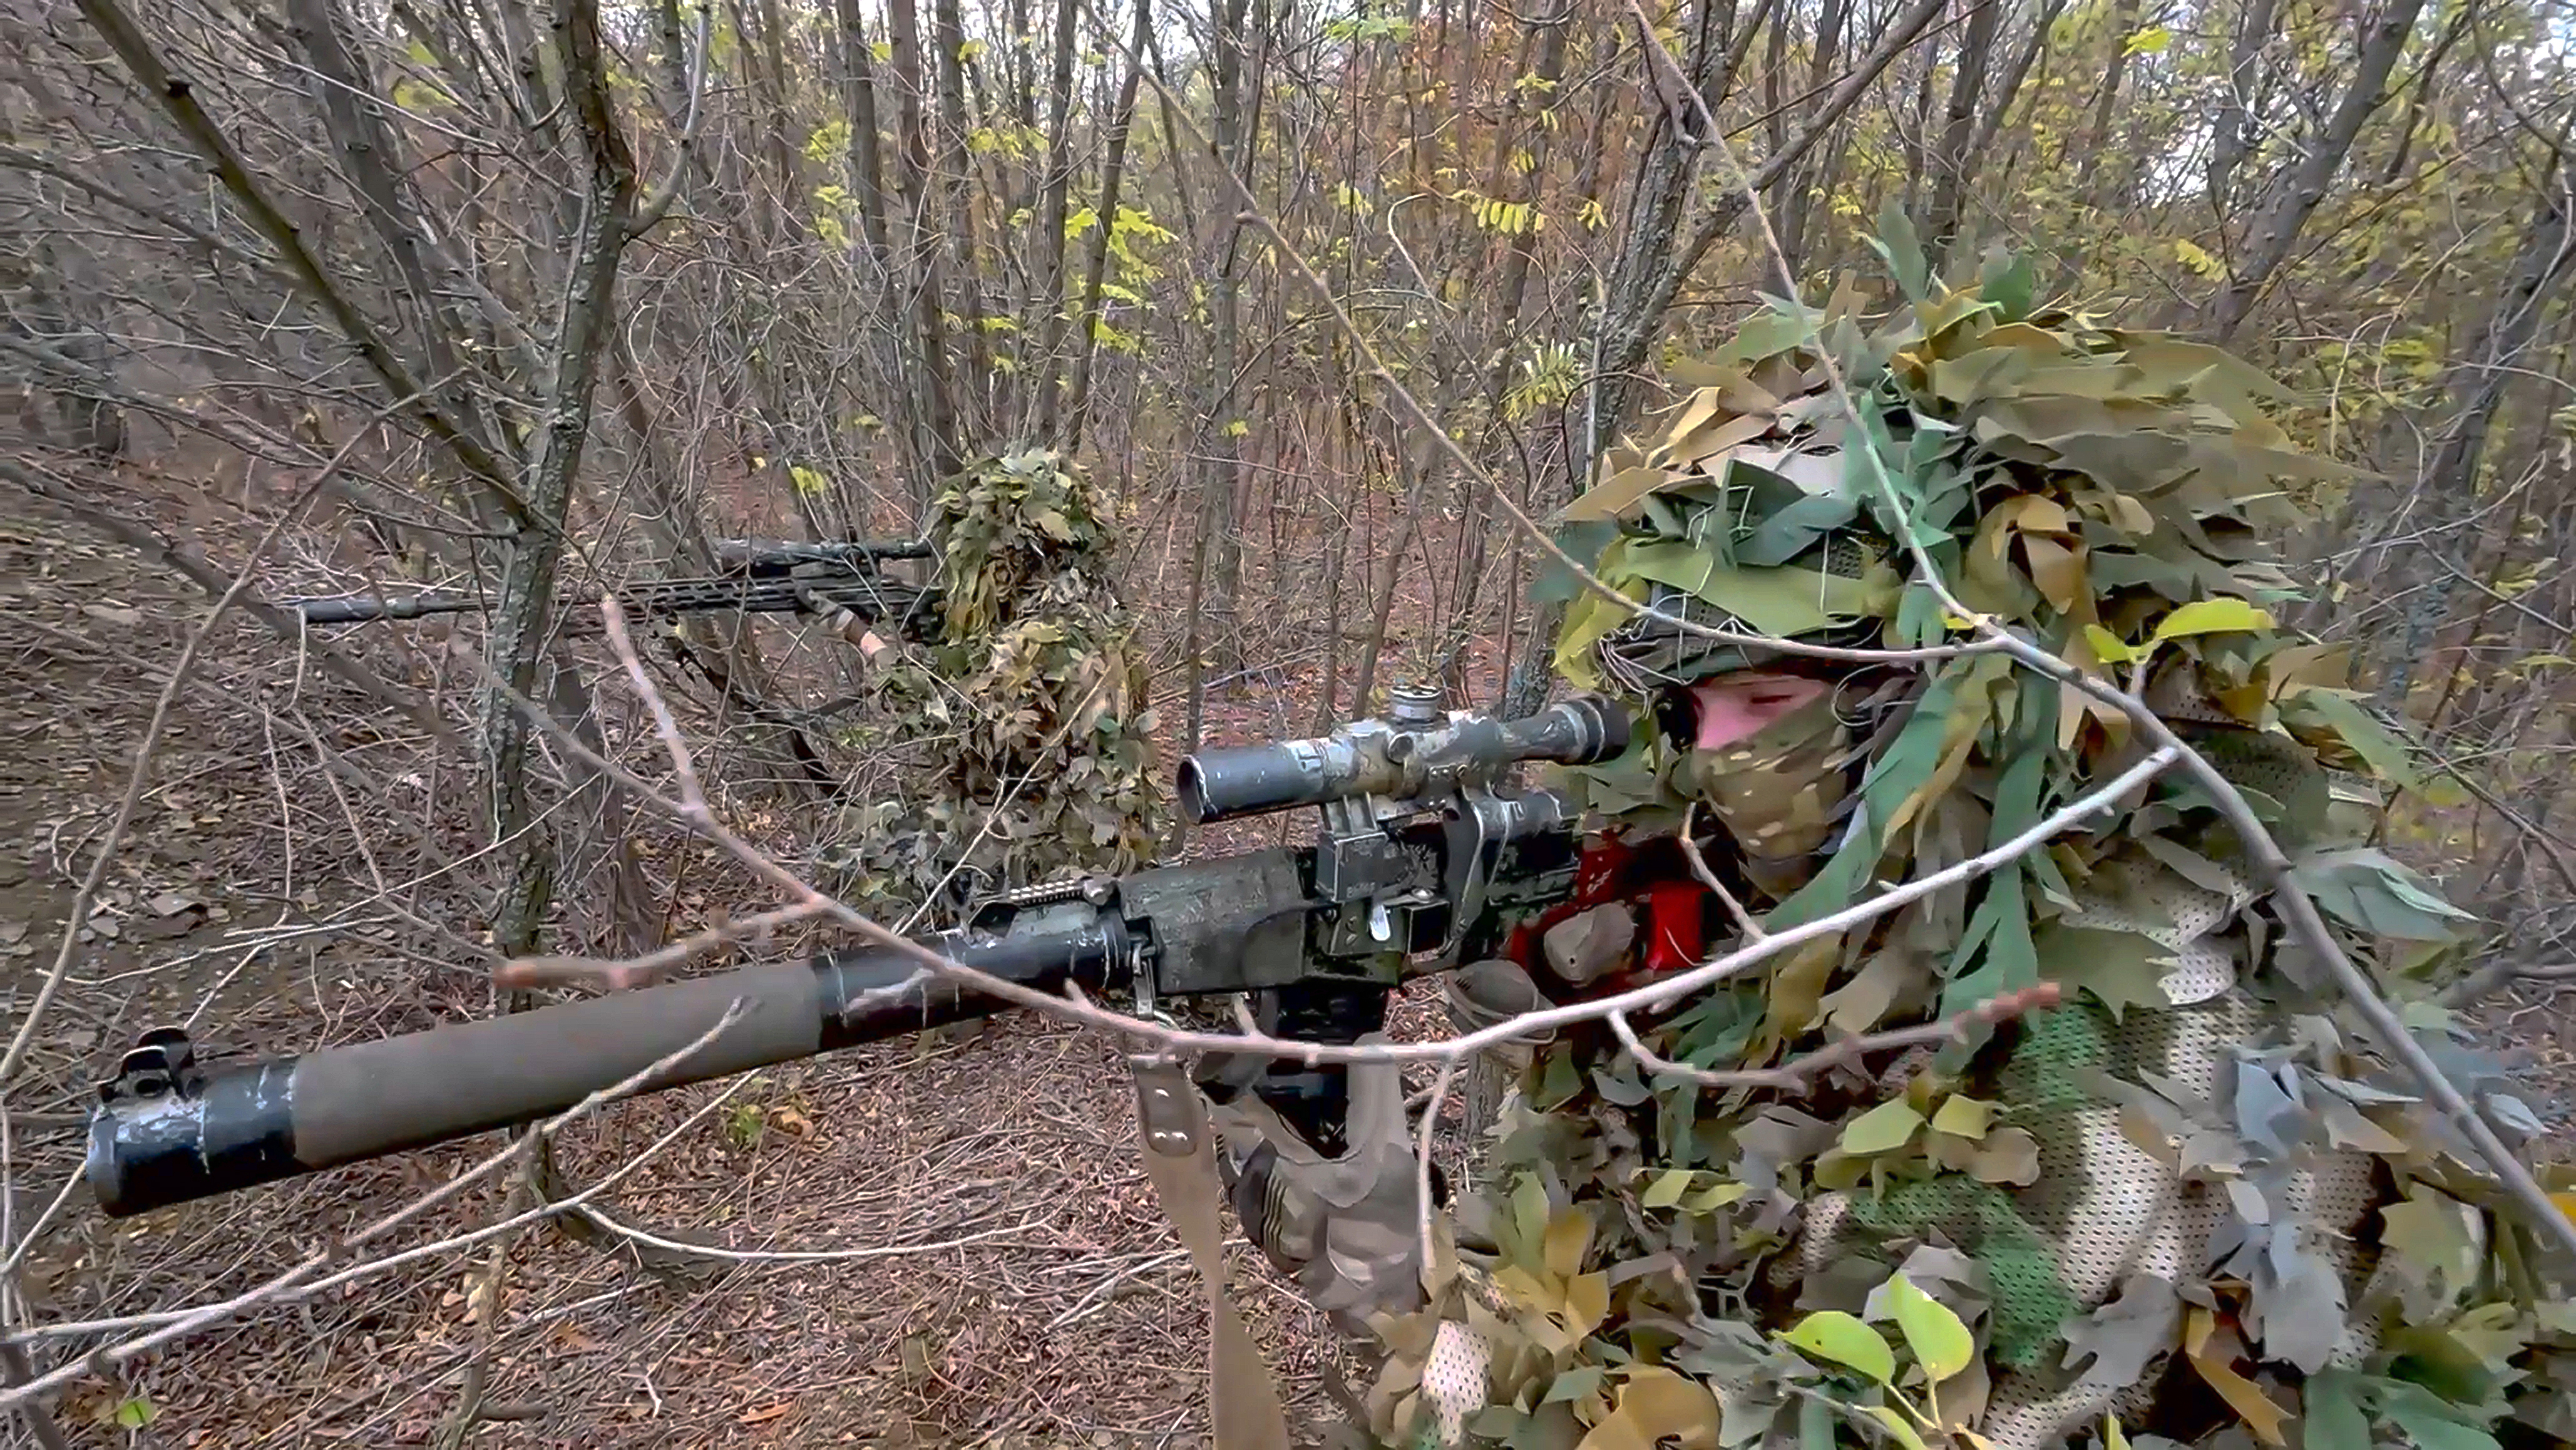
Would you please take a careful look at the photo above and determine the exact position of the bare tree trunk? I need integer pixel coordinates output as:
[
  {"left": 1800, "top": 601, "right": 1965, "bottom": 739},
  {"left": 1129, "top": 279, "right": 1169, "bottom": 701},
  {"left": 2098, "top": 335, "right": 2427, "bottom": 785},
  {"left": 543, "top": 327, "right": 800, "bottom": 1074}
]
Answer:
[
  {"left": 2374, "top": 138, "right": 2576, "bottom": 708},
  {"left": 1060, "top": 0, "right": 1148, "bottom": 452},
  {"left": 1922, "top": 0, "right": 2003, "bottom": 268},
  {"left": 2206, "top": 0, "right": 2430, "bottom": 339},
  {"left": 930, "top": 0, "right": 995, "bottom": 431},
  {"left": 284, "top": 0, "right": 506, "bottom": 461},
  {"left": 2377, "top": 5, "right": 2470, "bottom": 186},
  {"left": 2076, "top": 0, "right": 2142, "bottom": 187},
  {"left": 1028, "top": 0, "right": 1082, "bottom": 437},
  {"left": 752, "top": 0, "right": 808, "bottom": 247},
  {"left": 1198, "top": 0, "right": 1257, "bottom": 667},
  {"left": 485, "top": 0, "right": 641, "bottom": 963},
  {"left": 2206, "top": 0, "right": 2283, "bottom": 213},
  {"left": 886, "top": 0, "right": 965, "bottom": 475},
  {"left": 1447, "top": 5, "right": 1574, "bottom": 697}
]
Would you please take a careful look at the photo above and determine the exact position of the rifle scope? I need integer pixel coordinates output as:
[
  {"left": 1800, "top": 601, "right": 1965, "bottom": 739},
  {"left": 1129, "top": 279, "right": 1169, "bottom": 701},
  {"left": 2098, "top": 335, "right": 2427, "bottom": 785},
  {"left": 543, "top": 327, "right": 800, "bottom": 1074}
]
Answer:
[{"left": 1174, "top": 693, "right": 1629, "bottom": 826}]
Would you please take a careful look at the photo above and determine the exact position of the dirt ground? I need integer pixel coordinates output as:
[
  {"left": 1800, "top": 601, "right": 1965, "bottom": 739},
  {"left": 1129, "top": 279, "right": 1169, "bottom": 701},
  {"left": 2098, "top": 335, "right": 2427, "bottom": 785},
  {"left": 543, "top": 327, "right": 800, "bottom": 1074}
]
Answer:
[{"left": 0, "top": 485, "right": 2567, "bottom": 1450}]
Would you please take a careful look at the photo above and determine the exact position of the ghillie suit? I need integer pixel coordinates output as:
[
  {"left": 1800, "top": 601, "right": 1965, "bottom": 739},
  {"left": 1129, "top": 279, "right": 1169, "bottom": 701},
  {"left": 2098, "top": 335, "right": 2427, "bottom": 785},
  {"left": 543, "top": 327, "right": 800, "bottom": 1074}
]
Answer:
[
  {"left": 818, "top": 448, "right": 1166, "bottom": 920},
  {"left": 1234, "top": 258, "right": 2576, "bottom": 1450}
]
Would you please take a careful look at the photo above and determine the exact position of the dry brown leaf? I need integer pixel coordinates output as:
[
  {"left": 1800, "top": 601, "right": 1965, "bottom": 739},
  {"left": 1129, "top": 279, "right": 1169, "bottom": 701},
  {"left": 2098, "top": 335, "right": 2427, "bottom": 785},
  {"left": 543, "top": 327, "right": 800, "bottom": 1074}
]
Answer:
[{"left": 2182, "top": 1308, "right": 2287, "bottom": 1446}]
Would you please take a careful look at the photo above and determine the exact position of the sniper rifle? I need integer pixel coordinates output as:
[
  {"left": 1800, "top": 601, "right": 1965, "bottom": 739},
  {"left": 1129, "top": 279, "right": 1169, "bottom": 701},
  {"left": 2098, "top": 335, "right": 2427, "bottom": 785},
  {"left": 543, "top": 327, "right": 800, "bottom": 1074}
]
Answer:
[
  {"left": 82, "top": 685, "right": 1708, "bottom": 1218},
  {"left": 277, "top": 537, "right": 942, "bottom": 639}
]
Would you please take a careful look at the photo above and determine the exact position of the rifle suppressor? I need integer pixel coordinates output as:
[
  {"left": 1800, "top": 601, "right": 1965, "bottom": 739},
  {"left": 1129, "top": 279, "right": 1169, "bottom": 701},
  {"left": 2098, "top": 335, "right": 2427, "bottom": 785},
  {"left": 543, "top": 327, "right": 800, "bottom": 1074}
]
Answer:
[{"left": 87, "top": 922, "right": 1126, "bottom": 1217}]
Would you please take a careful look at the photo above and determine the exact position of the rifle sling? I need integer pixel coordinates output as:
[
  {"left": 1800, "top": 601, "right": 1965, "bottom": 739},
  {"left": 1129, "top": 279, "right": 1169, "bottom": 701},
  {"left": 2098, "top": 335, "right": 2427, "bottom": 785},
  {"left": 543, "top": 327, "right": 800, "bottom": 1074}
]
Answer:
[{"left": 1127, "top": 1056, "right": 1293, "bottom": 1450}]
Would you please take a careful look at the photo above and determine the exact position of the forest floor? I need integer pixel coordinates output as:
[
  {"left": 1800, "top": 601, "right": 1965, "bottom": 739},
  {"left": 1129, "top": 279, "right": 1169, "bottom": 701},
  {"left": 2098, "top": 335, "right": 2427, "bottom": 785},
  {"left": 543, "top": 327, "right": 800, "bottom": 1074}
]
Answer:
[{"left": 1, "top": 478, "right": 2570, "bottom": 1450}]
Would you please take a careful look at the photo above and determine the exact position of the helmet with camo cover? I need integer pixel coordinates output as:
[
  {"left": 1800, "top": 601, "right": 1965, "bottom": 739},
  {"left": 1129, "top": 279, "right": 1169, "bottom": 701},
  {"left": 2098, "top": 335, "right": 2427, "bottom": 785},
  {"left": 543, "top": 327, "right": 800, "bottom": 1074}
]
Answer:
[{"left": 1351, "top": 245, "right": 2576, "bottom": 1450}]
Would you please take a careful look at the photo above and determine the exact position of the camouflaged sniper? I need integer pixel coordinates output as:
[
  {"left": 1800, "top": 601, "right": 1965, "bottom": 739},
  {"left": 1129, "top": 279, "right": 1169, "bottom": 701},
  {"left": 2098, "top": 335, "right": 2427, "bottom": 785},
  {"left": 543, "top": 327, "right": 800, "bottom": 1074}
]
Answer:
[
  {"left": 1337, "top": 251, "right": 2576, "bottom": 1449},
  {"left": 815, "top": 447, "right": 1166, "bottom": 919}
]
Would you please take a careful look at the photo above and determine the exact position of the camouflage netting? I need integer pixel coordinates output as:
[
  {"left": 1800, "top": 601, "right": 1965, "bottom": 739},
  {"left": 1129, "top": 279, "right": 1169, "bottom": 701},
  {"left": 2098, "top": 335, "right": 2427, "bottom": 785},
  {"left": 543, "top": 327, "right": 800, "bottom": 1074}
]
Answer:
[
  {"left": 816, "top": 448, "right": 1165, "bottom": 919},
  {"left": 1362, "top": 247, "right": 2576, "bottom": 1450}
]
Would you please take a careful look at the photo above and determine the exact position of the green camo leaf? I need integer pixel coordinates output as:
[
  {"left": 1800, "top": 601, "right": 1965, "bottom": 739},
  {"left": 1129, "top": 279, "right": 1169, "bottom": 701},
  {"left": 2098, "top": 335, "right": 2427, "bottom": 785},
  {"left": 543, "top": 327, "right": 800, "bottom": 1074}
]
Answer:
[{"left": 1781, "top": 1309, "right": 1896, "bottom": 1384}]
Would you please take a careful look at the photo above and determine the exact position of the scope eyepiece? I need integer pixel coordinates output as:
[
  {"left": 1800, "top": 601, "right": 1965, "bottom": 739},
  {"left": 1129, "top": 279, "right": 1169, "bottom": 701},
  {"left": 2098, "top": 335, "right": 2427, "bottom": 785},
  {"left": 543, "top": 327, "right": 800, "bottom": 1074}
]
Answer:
[{"left": 1174, "top": 694, "right": 1631, "bottom": 825}]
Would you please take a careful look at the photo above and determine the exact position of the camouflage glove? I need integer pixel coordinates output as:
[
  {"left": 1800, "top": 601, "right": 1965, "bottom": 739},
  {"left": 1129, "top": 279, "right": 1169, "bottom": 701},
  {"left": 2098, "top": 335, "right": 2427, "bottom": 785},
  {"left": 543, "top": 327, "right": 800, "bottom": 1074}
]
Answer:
[{"left": 1205, "top": 1037, "right": 1427, "bottom": 1335}]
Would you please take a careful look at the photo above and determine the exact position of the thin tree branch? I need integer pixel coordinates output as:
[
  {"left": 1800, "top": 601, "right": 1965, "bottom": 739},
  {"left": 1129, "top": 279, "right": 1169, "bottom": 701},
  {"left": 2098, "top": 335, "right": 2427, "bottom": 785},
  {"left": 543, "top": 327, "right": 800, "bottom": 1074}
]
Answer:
[
  {"left": 1610, "top": 983, "right": 2065, "bottom": 1092},
  {"left": 628, "top": 1, "right": 712, "bottom": 237},
  {"left": 69, "top": 0, "right": 540, "bottom": 528}
]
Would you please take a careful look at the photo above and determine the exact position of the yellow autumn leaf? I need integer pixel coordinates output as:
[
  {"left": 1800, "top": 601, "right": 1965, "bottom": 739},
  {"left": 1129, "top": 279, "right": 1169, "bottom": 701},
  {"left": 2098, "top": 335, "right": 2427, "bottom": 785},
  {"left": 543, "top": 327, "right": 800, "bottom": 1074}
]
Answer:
[
  {"left": 2173, "top": 238, "right": 2225, "bottom": 279},
  {"left": 1543, "top": 1206, "right": 1594, "bottom": 1280},
  {"left": 2151, "top": 598, "right": 2275, "bottom": 641}
]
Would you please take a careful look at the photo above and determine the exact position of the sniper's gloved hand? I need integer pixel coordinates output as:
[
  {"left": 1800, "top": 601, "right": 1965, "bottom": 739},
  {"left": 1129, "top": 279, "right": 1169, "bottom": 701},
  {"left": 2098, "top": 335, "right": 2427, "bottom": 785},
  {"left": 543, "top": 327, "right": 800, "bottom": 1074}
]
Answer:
[
  {"left": 1199, "top": 1036, "right": 1428, "bottom": 1334},
  {"left": 792, "top": 564, "right": 888, "bottom": 656}
]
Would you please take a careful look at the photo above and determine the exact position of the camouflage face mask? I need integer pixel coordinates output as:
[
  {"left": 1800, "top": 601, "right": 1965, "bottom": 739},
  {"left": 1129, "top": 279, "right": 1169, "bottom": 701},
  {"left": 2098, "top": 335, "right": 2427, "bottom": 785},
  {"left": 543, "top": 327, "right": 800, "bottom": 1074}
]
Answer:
[{"left": 1680, "top": 679, "right": 1854, "bottom": 902}]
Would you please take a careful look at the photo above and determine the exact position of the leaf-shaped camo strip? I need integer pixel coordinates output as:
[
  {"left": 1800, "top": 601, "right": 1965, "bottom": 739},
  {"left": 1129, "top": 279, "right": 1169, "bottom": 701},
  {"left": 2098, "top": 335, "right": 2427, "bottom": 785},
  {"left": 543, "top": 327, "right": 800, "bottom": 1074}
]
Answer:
[{"left": 1974, "top": 987, "right": 2388, "bottom": 1450}]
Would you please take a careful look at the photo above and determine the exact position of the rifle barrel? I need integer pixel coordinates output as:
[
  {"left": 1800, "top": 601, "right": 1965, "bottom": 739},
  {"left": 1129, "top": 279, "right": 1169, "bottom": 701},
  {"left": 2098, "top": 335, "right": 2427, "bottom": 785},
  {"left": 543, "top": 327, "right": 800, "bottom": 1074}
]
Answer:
[
  {"left": 87, "top": 919, "right": 1126, "bottom": 1217},
  {"left": 280, "top": 568, "right": 933, "bottom": 630}
]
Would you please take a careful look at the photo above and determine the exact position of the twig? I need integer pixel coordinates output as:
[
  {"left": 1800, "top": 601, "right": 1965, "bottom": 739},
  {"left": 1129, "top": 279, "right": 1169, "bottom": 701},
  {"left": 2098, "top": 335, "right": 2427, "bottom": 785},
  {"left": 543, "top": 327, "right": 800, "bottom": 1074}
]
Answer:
[
  {"left": 627, "top": 3, "right": 711, "bottom": 237},
  {"left": 432, "top": 1233, "right": 513, "bottom": 1450},
  {"left": 1610, "top": 984, "right": 2064, "bottom": 1092},
  {"left": 1044, "top": 1248, "right": 1189, "bottom": 1330},
  {"left": 493, "top": 901, "right": 829, "bottom": 992},
  {"left": 1680, "top": 801, "right": 1763, "bottom": 941},
  {"left": 0, "top": 1176, "right": 83, "bottom": 1281},
  {"left": 1416, "top": 1059, "right": 1457, "bottom": 1281},
  {"left": 565, "top": 1209, "right": 1044, "bottom": 1263},
  {"left": 0, "top": 1343, "right": 69, "bottom": 1450}
]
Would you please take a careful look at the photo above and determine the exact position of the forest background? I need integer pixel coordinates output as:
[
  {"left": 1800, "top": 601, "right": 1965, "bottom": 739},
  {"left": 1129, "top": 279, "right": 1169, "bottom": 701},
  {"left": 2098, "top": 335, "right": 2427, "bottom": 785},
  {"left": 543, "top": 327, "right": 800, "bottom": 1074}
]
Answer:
[{"left": 0, "top": 0, "right": 2572, "bottom": 1441}]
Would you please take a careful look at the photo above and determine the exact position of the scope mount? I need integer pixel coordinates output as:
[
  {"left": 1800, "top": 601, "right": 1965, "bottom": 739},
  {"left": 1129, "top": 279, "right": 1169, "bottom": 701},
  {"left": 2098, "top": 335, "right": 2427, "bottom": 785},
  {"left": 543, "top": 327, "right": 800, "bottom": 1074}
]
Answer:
[{"left": 1296, "top": 682, "right": 1587, "bottom": 973}]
